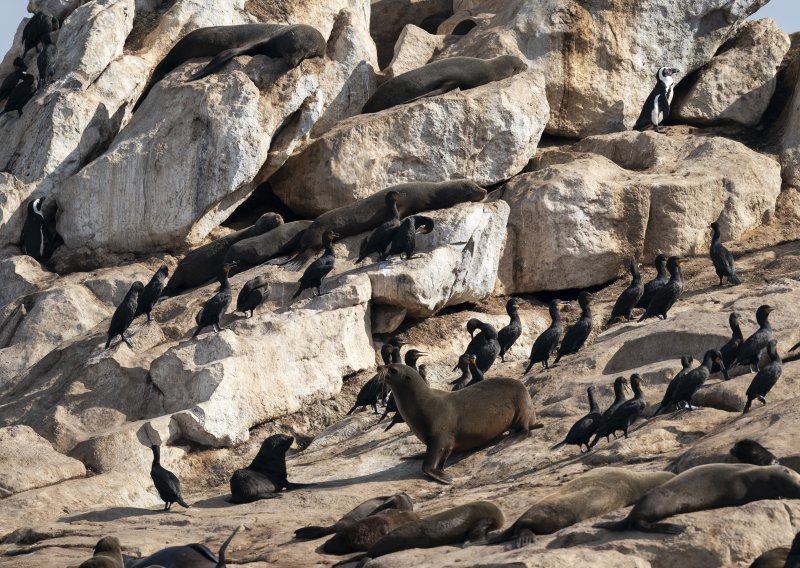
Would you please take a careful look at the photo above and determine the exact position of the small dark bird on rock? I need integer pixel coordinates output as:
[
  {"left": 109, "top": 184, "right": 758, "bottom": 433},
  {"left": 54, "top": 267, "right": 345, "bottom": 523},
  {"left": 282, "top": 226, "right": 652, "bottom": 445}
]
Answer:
[
  {"left": 593, "top": 376, "right": 629, "bottom": 443},
  {"left": 497, "top": 297, "right": 524, "bottom": 362},
  {"left": 292, "top": 230, "right": 338, "bottom": 300},
  {"left": 135, "top": 265, "right": 169, "bottom": 322},
  {"left": 150, "top": 445, "right": 190, "bottom": 510},
  {"left": 462, "top": 318, "right": 500, "bottom": 372},
  {"left": 449, "top": 353, "right": 472, "bottom": 391},
  {"left": 589, "top": 374, "right": 646, "bottom": 447},
  {"left": 193, "top": 263, "right": 235, "bottom": 337},
  {"left": 652, "top": 355, "right": 694, "bottom": 416},
  {"left": 1, "top": 72, "right": 36, "bottom": 117},
  {"left": 731, "top": 305, "right": 774, "bottom": 372},
  {"left": 20, "top": 197, "right": 52, "bottom": 261},
  {"left": 638, "top": 256, "right": 687, "bottom": 321},
  {"left": 608, "top": 259, "right": 643, "bottom": 325},
  {"left": 554, "top": 291, "right": 593, "bottom": 364},
  {"left": 22, "top": 11, "right": 59, "bottom": 56},
  {"left": 730, "top": 439, "right": 779, "bottom": 466},
  {"left": 385, "top": 215, "right": 434, "bottom": 261},
  {"left": 552, "top": 385, "right": 601, "bottom": 453},
  {"left": 0, "top": 57, "right": 27, "bottom": 101},
  {"left": 37, "top": 33, "right": 57, "bottom": 89},
  {"left": 636, "top": 253, "right": 668, "bottom": 308},
  {"left": 709, "top": 222, "right": 740, "bottom": 286},
  {"left": 714, "top": 312, "right": 743, "bottom": 379},
  {"left": 106, "top": 281, "right": 144, "bottom": 349},
  {"left": 743, "top": 340, "right": 782, "bottom": 414},
  {"left": 236, "top": 274, "right": 268, "bottom": 317},
  {"left": 347, "top": 343, "right": 401, "bottom": 415},
  {"left": 356, "top": 191, "right": 401, "bottom": 263},
  {"left": 669, "top": 349, "right": 723, "bottom": 411},
  {"left": 524, "top": 300, "right": 568, "bottom": 373}
]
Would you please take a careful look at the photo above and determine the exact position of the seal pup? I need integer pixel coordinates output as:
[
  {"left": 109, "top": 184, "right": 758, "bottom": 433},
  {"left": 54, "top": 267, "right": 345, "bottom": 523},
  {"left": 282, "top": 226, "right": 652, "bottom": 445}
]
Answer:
[
  {"left": 106, "top": 281, "right": 144, "bottom": 349},
  {"left": 489, "top": 468, "right": 675, "bottom": 548},
  {"left": 79, "top": 536, "right": 123, "bottom": 568},
  {"left": 634, "top": 66, "right": 680, "bottom": 133},
  {"left": 497, "top": 298, "right": 524, "bottom": 362},
  {"left": 295, "top": 493, "right": 413, "bottom": 540},
  {"left": 730, "top": 440, "right": 780, "bottom": 466},
  {"left": 323, "top": 510, "right": 420, "bottom": 554},
  {"left": 607, "top": 259, "right": 643, "bottom": 325},
  {"left": 551, "top": 385, "right": 601, "bottom": 453},
  {"left": 150, "top": 445, "right": 190, "bottom": 511},
  {"left": 229, "top": 434, "right": 311, "bottom": 503},
  {"left": 743, "top": 339, "right": 782, "bottom": 413},
  {"left": 128, "top": 526, "right": 240, "bottom": 568},
  {"left": 362, "top": 55, "right": 527, "bottom": 114},
  {"left": 710, "top": 221, "right": 740, "bottom": 285},
  {"left": 20, "top": 197, "right": 50, "bottom": 261},
  {"left": 381, "top": 363, "right": 538, "bottom": 484},
  {"left": 595, "top": 464, "right": 800, "bottom": 534},
  {"left": 135, "top": 265, "right": 169, "bottom": 322}
]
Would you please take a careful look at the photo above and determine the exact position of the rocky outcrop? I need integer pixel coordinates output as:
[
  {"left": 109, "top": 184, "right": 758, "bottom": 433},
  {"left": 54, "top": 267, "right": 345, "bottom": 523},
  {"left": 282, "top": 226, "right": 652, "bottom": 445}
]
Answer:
[
  {"left": 673, "top": 18, "right": 790, "bottom": 127},
  {"left": 386, "top": 24, "right": 445, "bottom": 77},
  {"left": 781, "top": 36, "right": 800, "bottom": 189},
  {"left": 272, "top": 72, "right": 549, "bottom": 216}
]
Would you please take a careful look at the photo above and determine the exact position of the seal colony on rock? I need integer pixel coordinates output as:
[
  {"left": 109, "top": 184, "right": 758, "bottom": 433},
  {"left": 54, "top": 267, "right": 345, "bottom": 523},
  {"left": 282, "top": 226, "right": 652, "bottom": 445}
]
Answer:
[
  {"left": 361, "top": 55, "right": 528, "bottom": 114},
  {"left": 381, "top": 363, "right": 539, "bottom": 484},
  {"left": 127, "top": 526, "right": 240, "bottom": 568},
  {"left": 134, "top": 24, "right": 326, "bottom": 111},
  {"left": 229, "top": 434, "right": 311, "bottom": 503}
]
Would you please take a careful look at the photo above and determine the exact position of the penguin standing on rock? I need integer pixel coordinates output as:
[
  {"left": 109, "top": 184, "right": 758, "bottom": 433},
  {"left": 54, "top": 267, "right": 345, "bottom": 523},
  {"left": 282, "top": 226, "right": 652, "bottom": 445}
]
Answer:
[
  {"left": 634, "top": 66, "right": 680, "bottom": 133},
  {"left": 20, "top": 197, "right": 50, "bottom": 261}
]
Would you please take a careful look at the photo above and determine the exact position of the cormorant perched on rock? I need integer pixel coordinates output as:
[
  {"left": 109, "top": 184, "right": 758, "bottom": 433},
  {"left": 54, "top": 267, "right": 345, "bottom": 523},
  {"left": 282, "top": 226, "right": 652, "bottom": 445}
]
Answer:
[
  {"left": 347, "top": 341, "right": 403, "bottom": 414},
  {"left": 22, "top": 12, "right": 59, "bottom": 56},
  {"left": 462, "top": 318, "right": 500, "bottom": 372},
  {"left": 193, "top": 263, "right": 235, "bottom": 337},
  {"left": 135, "top": 265, "right": 169, "bottom": 322},
  {"left": 105, "top": 281, "right": 144, "bottom": 349},
  {"left": 150, "top": 445, "right": 190, "bottom": 510},
  {"left": 638, "top": 256, "right": 687, "bottom": 321},
  {"left": 497, "top": 297, "right": 524, "bottom": 362},
  {"left": 552, "top": 386, "right": 601, "bottom": 453},
  {"left": 0, "top": 57, "right": 27, "bottom": 101},
  {"left": 636, "top": 254, "right": 668, "bottom": 308},
  {"left": 554, "top": 292, "right": 593, "bottom": 364},
  {"left": 381, "top": 349, "right": 428, "bottom": 431},
  {"left": 732, "top": 305, "right": 774, "bottom": 372},
  {"left": 743, "top": 340, "right": 782, "bottom": 414},
  {"left": 523, "top": 300, "right": 567, "bottom": 373},
  {"left": 236, "top": 275, "right": 268, "bottom": 317},
  {"left": 292, "top": 230, "right": 338, "bottom": 300},
  {"left": 356, "top": 191, "right": 401, "bottom": 263},
  {"left": 449, "top": 353, "right": 472, "bottom": 391},
  {"left": 20, "top": 197, "right": 50, "bottom": 261},
  {"left": 385, "top": 215, "right": 434, "bottom": 261},
  {"left": 589, "top": 374, "right": 646, "bottom": 447},
  {"left": 594, "top": 376, "right": 629, "bottom": 443},
  {"left": 669, "top": 349, "right": 723, "bottom": 411},
  {"left": 709, "top": 222, "right": 740, "bottom": 286},
  {"left": 37, "top": 33, "right": 56, "bottom": 89},
  {"left": 1, "top": 72, "right": 36, "bottom": 117},
  {"left": 714, "top": 312, "right": 743, "bottom": 379},
  {"left": 730, "top": 439, "right": 780, "bottom": 466},
  {"left": 634, "top": 66, "right": 680, "bottom": 133},
  {"left": 607, "top": 259, "right": 643, "bottom": 325},
  {"left": 652, "top": 356, "right": 694, "bottom": 416}
]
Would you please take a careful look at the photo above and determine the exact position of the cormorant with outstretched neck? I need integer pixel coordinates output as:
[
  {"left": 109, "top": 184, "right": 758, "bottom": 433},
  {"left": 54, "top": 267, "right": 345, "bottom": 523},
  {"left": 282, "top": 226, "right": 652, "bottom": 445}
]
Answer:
[
  {"left": 385, "top": 215, "right": 434, "bottom": 261},
  {"left": 292, "top": 230, "right": 338, "bottom": 300},
  {"left": 552, "top": 386, "right": 601, "bottom": 453},
  {"left": 652, "top": 356, "right": 694, "bottom": 416},
  {"left": 669, "top": 349, "right": 723, "bottom": 411},
  {"left": 594, "top": 376, "right": 629, "bottom": 443},
  {"left": 135, "top": 265, "right": 169, "bottom": 322},
  {"left": 524, "top": 300, "right": 567, "bottom": 372},
  {"left": 356, "top": 191, "right": 401, "bottom": 263},
  {"left": 731, "top": 305, "right": 774, "bottom": 372},
  {"left": 638, "top": 256, "right": 687, "bottom": 321},
  {"left": 150, "top": 445, "right": 190, "bottom": 511},
  {"left": 554, "top": 292, "right": 593, "bottom": 364},
  {"left": 193, "top": 264, "right": 235, "bottom": 337},
  {"left": 714, "top": 312, "right": 743, "bottom": 379},
  {"left": 236, "top": 275, "right": 268, "bottom": 317},
  {"left": 347, "top": 340, "right": 404, "bottom": 414},
  {"left": 743, "top": 340, "right": 782, "bottom": 414},
  {"left": 464, "top": 353, "right": 485, "bottom": 388},
  {"left": 381, "top": 349, "right": 428, "bottom": 431},
  {"left": 497, "top": 297, "right": 524, "bottom": 361},
  {"left": 106, "top": 281, "right": 144, "bottom": 349},
  {"left": 449, "top": 353, "right": 472, "bottom": 391},
  {"left": 462, "top": 318, "right": 500, "bottom": 372},
  {"left": 607, "top": 259, "right": 643, "bottom": 325},
  {"left": 590, "top": 374, "right": 646, "bottom": 447},
  {"left": 709, "top": 222, "right": 740, "bottom": 286},
  {"left": 636, "top": 254, "right": 668, "bottom": 308},
  {"left": 0, "top": 58, "right": 26, "bottom": 102}
]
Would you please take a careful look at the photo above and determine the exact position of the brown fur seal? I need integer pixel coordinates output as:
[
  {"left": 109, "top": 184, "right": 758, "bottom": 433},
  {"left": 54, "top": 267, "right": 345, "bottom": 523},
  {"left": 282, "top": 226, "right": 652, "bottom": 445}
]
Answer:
[
  {"left": 381, "top": 363, "right": 538, "bottom": 484},
  {"left": 749, "top": 532, "right": 800, "bottom": 567},
  {"left": 362, "top": 55, "right": 527, "bottom": 114},
  {"left": 596, "top": 464, "right": 800, "bottom": 534},
  {"left": 229, "top": 434, "right": 312, "bottom": 504},
  {"left": 128, "top": 526, "right": 240, "bottom": 568},
  {"left": 162, "top": 213, "right": 282, "bottom": 296},
  {"left": 295, "top": 493, "right": 413, "bottom": 540},
  {"left": 323, "top": 510, "right": 420, "bottom": 554},
  {"left": 79, "top": 536, "right": 123, "bottom": 568},
  {"left": 134, "top": 24, "right": 325, "bottom": 110},
  {"left": 282, "top": 180, "right": 486, "bottom": 268},
  {"left": 224, "top": 220, "right": 312, "bottom": 270},
  {"left": 489, "top": 468, "right": 675, "bottom": 548}
]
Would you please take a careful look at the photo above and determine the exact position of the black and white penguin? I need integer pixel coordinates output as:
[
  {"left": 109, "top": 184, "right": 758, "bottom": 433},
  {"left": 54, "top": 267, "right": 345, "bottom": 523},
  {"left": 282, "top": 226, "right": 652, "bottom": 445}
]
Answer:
[
  {"left": 20, "top": 197, "right": 49, "bottom": 261},
  {"left": 634, "top": 66, "right": 680, "bottom": 133}
]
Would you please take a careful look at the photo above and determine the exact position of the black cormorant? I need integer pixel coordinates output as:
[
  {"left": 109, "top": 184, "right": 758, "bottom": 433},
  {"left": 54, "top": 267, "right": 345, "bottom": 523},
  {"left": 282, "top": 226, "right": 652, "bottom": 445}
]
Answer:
[
  {"left": 669, "top": 349, "right": 723, "bottom": 410},
  {"left": 652, "top": 355, "right": 693, "bottom": 416},
  {"left": 607, "top": 259, "right": 643, "bottom": 325},
  {"left": 106, "top": 281, "right": 144, "bottom": 349},
  {"left": 552, "top": 385, "right": 601, "bottom": 452},
  {"left": 636, "top": 254, "right": 668, "bottom": 308},
  {"left": 193, "top": 263, "right": 235, "bottom": 337},
  {"left": 22, "top": 12, "right": 59, "bottom": 56},
  {"left": 135, "top": 265, "right": 169, "bottom": 322},
  {"left": 150, "top": 445, "right": 190, "bottom": 510},
  {"left": 589, "top": 374, "right": 646, "bottom": 447},
  {"left": 638, "top": 256, "right": 687, "bottom": 321},
  {"left": 462, "top": 318, "right": 500, "bottom": 372},
  {"left": 236, "top": 274, "right": 268, "bottom": 317},
  {"left": 743, "top": 340, "right": 782, "bottom": 414},
  {"left": 554, "top": 292, "right": 593, "bottom": 364},
  {"left": 709, "top": 222, "right": 740, "bottom": 286},
  {"left": 385, "top": 215, "right": 434, "bottom": 261},
  {"left": 497, "top": 297, "right": 524, "bottom": 362},
  {"left": 523, "top": 300, "right": 567, "bottom": 373},
  {"left": 356, "top": 191, "right": 401, "bottom": 263},
  {"left": 731, "top": 305, "right": 773, "bottom": 372},
  {"left": 449, "top": 353, "right": 472, "bottom": 391},
  {"left": 1, "top": 72, "right": 35, "bottom": 117},
  {"left": 0, "top": 57, "right": 26, "bottom": 101},
  {"left": 292, "top": 230, "right": 338, "bottom": 300},
  {"left": 715, "top": 312, "right": 743, "bottom": 379}
]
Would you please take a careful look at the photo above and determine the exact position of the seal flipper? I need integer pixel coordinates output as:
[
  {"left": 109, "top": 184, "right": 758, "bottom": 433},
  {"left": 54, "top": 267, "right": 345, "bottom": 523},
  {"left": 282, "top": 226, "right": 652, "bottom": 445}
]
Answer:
[
  {"left": 284, "top": 481, "right": 315, "bottom": 490},
  {"left": 188, "top": 46, "right": 249, "bottom": 81},
  {"left": 634, "top": 520, "right": 685, "bottom": 534},
  {"left": 403, "top": 81, "right": 460, "bottom": 104},
  {"left": 294, "top": 525, "right": 334, "bottom": 540}
]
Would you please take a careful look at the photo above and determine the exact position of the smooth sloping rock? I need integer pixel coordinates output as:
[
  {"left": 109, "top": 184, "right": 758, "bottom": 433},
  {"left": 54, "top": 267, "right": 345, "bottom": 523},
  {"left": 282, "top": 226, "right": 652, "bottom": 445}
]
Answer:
[
  {"left": 438, "top": 0, "right": 768, "bottom": 137},
  {"left": 272, "top": 72, "right": 549, "bottom": 217},
  {"left": 386, "top": 24, "right": 445, "bottom": 77},
  {"left": 0, "top": 255, "right": 53, "bottom": 310},
  {"left": 0, "top": 425, "right": 85, "bottom": 497},
  {"left": 27, "top": 0, "right": 85, "bottom": 22},
  {"left": 673, "top": 18, "right": 790, "bottom": 127},
  {"left": 496, "top": 131, "right": 781, "bottom": 293}
]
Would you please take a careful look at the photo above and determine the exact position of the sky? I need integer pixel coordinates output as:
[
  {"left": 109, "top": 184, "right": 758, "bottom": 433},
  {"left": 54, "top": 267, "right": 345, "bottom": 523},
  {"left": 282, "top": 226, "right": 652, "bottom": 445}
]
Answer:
[{"left": 0, "top": 0, "right": 798, "bottom": 61}]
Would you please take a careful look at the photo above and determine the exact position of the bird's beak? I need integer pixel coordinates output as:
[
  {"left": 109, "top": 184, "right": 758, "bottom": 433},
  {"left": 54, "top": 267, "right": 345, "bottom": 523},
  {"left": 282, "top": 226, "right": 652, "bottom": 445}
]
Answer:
[
  {"left": 452, "top": 362, "right": 460, "bottom": 372},
  {"left": 676, "top": 258, "right": 688, "bottom": 266},
  {"left": 417, "top": 352, "right": 428, "bottom": 357}
]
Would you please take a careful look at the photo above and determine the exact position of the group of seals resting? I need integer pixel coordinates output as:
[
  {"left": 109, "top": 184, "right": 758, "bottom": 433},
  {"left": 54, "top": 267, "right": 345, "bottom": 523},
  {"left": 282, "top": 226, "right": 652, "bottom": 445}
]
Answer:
[
  {"left": 134, "top": 24, "right": 326, "bottom": 111},
  {"left": 229, "top": 433, "right": 312, "bottom": 503}
]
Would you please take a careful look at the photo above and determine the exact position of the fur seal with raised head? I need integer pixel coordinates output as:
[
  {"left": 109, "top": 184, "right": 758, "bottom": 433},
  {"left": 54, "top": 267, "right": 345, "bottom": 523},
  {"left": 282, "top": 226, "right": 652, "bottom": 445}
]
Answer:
[
  {"left": 128, "top": 526, "right": 240, "bottom": 568},
  {"left": 229, "top": 434, "right": 312, "bottom": 504},
  {"left": 79, "top": 536, "right": 123, "bottom": 568},
  {"left": 295, "top": 493, "right": 413, "bottom": 540},
  {"left": 134, "top": 24, "right": 325, "bottom": 110},
  {"left": 489, "top": 467, "right": 675, "bottom": 548},
  {"left": 362, "top": 55, "right": 527, "bottom": 114},
  {"left": 381, "top": 363, "right": 539, "bottom": 484},
  {"left": 596, "top": 464, "right": 800, "bottom": 534},
  {"left": 730, "top": 439, "right": 780, "bottom": 466},
  {"left": 282, "top": 180, "right": 486, "bottom": 268}
]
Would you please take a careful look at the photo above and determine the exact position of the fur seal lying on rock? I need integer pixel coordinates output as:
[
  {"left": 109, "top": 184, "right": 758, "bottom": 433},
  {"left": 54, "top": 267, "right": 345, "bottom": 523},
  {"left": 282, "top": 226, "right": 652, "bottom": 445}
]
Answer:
[
  {"left": 381, "top": 363, "right": 539, "bottom": 484},
  {"left": 362, "top": 55, "right": 527, "bottom": 114},
  {"left": 229, "top": 434, "right": 312, "bottom": 503},
  {"left": 323, "top": 510, "right": 420, "bottom": 554},
  {"left": 596, "top": 464, "right": 800, "bottom": 534},
  {"left": 730, "top": 439, "right": 780, "bottom": 466},
  {"left": 489, "top": 467, "right": 675, "bottom": 548},
  {"left": 224, "top": 220, "right": 312, "bottom": 270},
  {"left": 128, "top": 526, "right": 240, "bottom": 568},
  {"left": 134, "top": 24, "right": 325, "bottom": 110},
  {"left": 295, "top": 493, "right": 413, "bottom": 540},
  {"left": 80, "top": 537, "right": 123, "bottom": 568}
]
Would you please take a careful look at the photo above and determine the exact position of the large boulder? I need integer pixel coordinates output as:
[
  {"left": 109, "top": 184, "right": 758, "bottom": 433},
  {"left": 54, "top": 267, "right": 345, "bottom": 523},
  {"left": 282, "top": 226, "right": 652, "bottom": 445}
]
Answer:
[
  {"left": 437, "top": 0, "right": 768, "bottom": 137},
  {"left": 495, "top": 131, "right": 781, "bottom": 293},
  {"left": 781, "top": 35, "right": 800, "bottom": 188},
  {"left": 673, "top": 18, "right": 790, "bottom": 127},
  {"left": 271, "top": 72, "right": 549, "bottom": 216}
]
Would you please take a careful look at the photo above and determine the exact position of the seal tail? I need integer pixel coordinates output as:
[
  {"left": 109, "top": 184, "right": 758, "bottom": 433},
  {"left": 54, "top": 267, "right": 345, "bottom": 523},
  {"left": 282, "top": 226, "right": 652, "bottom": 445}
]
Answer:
[
  {"left": 215, "top": 525, "right": 242, "bottom": 568},
  {"left": 188, "top": 46, "right": 247, "bottom": 82},
  {"left": 294, "top": 525, "right": 333, "bottom": 540}
]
